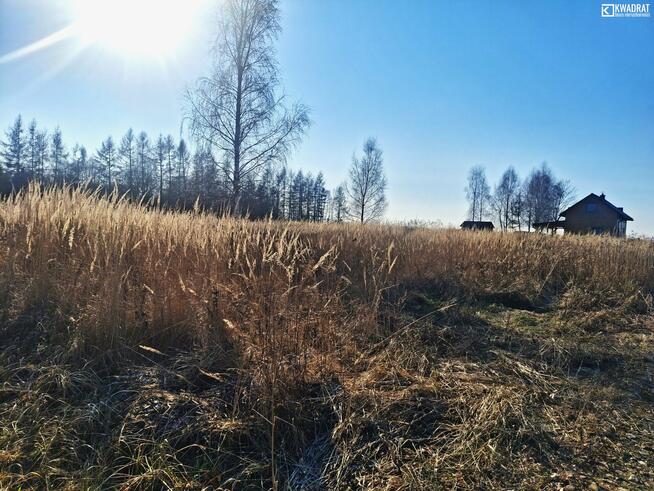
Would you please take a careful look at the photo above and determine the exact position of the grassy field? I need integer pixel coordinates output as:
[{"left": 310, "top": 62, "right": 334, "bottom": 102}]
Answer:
[{"left": 1, "top": 185, "right": 653, "bottom": 489}]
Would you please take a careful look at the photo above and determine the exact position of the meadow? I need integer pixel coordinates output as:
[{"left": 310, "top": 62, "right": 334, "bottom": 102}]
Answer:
[{"left": 0, "top": 184, "right": 653, "bottom": 489}]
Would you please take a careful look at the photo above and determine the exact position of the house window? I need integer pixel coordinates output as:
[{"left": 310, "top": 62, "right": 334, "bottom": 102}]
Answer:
[{"left": 586, "top": 203, "right": 597, "bottom": 213}]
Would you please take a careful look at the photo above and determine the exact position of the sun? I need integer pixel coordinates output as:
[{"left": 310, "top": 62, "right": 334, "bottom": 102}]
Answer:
[{"left": 71, "top": 0, "right": 202, "bottom": 58}]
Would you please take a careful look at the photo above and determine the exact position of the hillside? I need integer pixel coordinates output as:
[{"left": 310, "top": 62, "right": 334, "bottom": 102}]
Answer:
[{"left": 1, "top": 185, "right": 653, "bottom": 489}]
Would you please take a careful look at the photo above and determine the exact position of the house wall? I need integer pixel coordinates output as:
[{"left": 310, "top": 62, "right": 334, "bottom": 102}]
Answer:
[{"left": 564, "top": 196, "right": 625, "bottom": 236}]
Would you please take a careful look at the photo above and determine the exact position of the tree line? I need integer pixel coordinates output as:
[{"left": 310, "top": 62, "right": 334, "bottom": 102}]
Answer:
[
  {"left": 465, "top": 163, "right": 575, "bottom": 231},
  {"left": 0, "top": 114, "right": 387, "bottom": 222}
]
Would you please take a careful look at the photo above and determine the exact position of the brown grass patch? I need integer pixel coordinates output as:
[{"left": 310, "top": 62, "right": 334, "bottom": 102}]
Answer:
[{"left": 0, "top": 184, "right": 653, "bottom": 489}]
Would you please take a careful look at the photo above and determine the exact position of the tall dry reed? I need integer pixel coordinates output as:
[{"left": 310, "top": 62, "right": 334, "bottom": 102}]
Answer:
[{"left": 0, "top": 184, "right": 652, "bottom": 375}]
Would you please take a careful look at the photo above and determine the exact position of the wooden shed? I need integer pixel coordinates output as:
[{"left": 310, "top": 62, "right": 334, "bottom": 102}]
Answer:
[{"left": 460, "top": 221, "right": 495, "bottom": 231}]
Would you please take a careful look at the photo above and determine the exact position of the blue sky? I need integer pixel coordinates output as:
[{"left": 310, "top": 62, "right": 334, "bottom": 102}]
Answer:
[{"left": 1, "top": 0, "right": 653, "bottom": 233}]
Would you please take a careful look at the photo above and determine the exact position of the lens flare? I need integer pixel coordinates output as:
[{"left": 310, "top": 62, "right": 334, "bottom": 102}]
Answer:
[{"left": 71, "top": 0, "right": 201, "bottom": 58}]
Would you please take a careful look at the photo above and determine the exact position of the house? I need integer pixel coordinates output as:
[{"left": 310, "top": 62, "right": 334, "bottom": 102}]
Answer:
[
  {"left": 460, "top": 221, "right": 494, "bottom": 231},
  {"left": 535, "top": 193, "right": 633, "bottom": 237},
  {"left": 560, "top": 193, "right": 632, "bottom": 236}
]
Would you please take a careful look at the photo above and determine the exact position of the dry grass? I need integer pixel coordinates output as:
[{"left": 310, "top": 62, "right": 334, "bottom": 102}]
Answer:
[{"left": 0, "top": 184, "right": 653, "bottom": 489}]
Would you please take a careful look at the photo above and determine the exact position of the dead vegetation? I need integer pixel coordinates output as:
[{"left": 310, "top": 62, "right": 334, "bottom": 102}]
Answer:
[{"left": 0, "top": 184, "right": 653, "bottom": 489}]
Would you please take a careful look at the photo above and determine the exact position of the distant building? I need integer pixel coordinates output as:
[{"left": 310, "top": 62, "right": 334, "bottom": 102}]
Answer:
[
  {"left": 534, "top": 193, "right": 633, "bottom": 237},
  {"left": 460, "top": 221, "right": 495, "bottom": 231}
]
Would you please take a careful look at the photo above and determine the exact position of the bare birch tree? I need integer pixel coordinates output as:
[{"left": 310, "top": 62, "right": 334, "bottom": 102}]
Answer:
[
  {"left": 465, "top": 166, "right": 490, "bottom": 221},
  {"left": 347, "top": 138, "right": 387, "bottom": 223},
  {"left": 492, "top": 166, "right": 520, "bottom": 230},
  {"left": 187, "top": 0, "right": 309, "bottom": 214},
  {"left": 522, "top": 163, "right": 575, "bottom": 230}
]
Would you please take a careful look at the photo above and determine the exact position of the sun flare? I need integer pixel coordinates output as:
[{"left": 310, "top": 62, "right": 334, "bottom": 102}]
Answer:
[{"left": 72, "top": 0, "right": 201, "bottom": 58}]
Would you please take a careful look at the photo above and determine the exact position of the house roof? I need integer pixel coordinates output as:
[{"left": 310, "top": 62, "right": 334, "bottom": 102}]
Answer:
[{"left": 560, "top": 193, "right": 633, "bottom": 221}]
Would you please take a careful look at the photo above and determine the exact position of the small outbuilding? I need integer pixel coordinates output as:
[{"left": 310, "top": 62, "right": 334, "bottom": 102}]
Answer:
[{"left": 460, "top": 221, "right": 495, "bottom": 231}]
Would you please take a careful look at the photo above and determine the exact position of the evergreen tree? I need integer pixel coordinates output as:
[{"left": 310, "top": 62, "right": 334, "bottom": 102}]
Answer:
[
  {"left": 1, "top": 115, "right": 27, "bottom": 183},
  {"left": 119, "top": 129, "right": 136, "bottom": 194},
  {"left": 96, "top": 136, "right": 118, "bottom": 187},
  {"left": 164, "top": 135, "right": 175, "bottom": 201},
  {"left": 27, "top": 119, "right": 39, "bottom": 178},
  {"left": 304, "top": 173, "right": 314, "bottom": 220},
  {"left": 273, "top": 166, "right": 287, "bottom": 219},
  {"left": 155, "top": 135, "right": 166, "bottom": 202},
  {"left": 35, "top": 129, "right": 48, "bottom": 181},
  {"left": 190, "top": 150, "right": 206, "bottom": 202},
  {"left": 175, "top": 139, "right": 191, "bottom": 201},
  {"left": 312, "top": 172, "right": 327, "bottom": 221},
  {"left": 332, "top": 184, "right": 348, "bottom": 222},
  {"left": 50, "top": 127, "right": 67, "bottom": 184},
  {"left": 289, "top": 170, "right": 304, "bottom": 220},
  {"left": 136, "top": 131, "right": 151, "bottom": 196}
]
